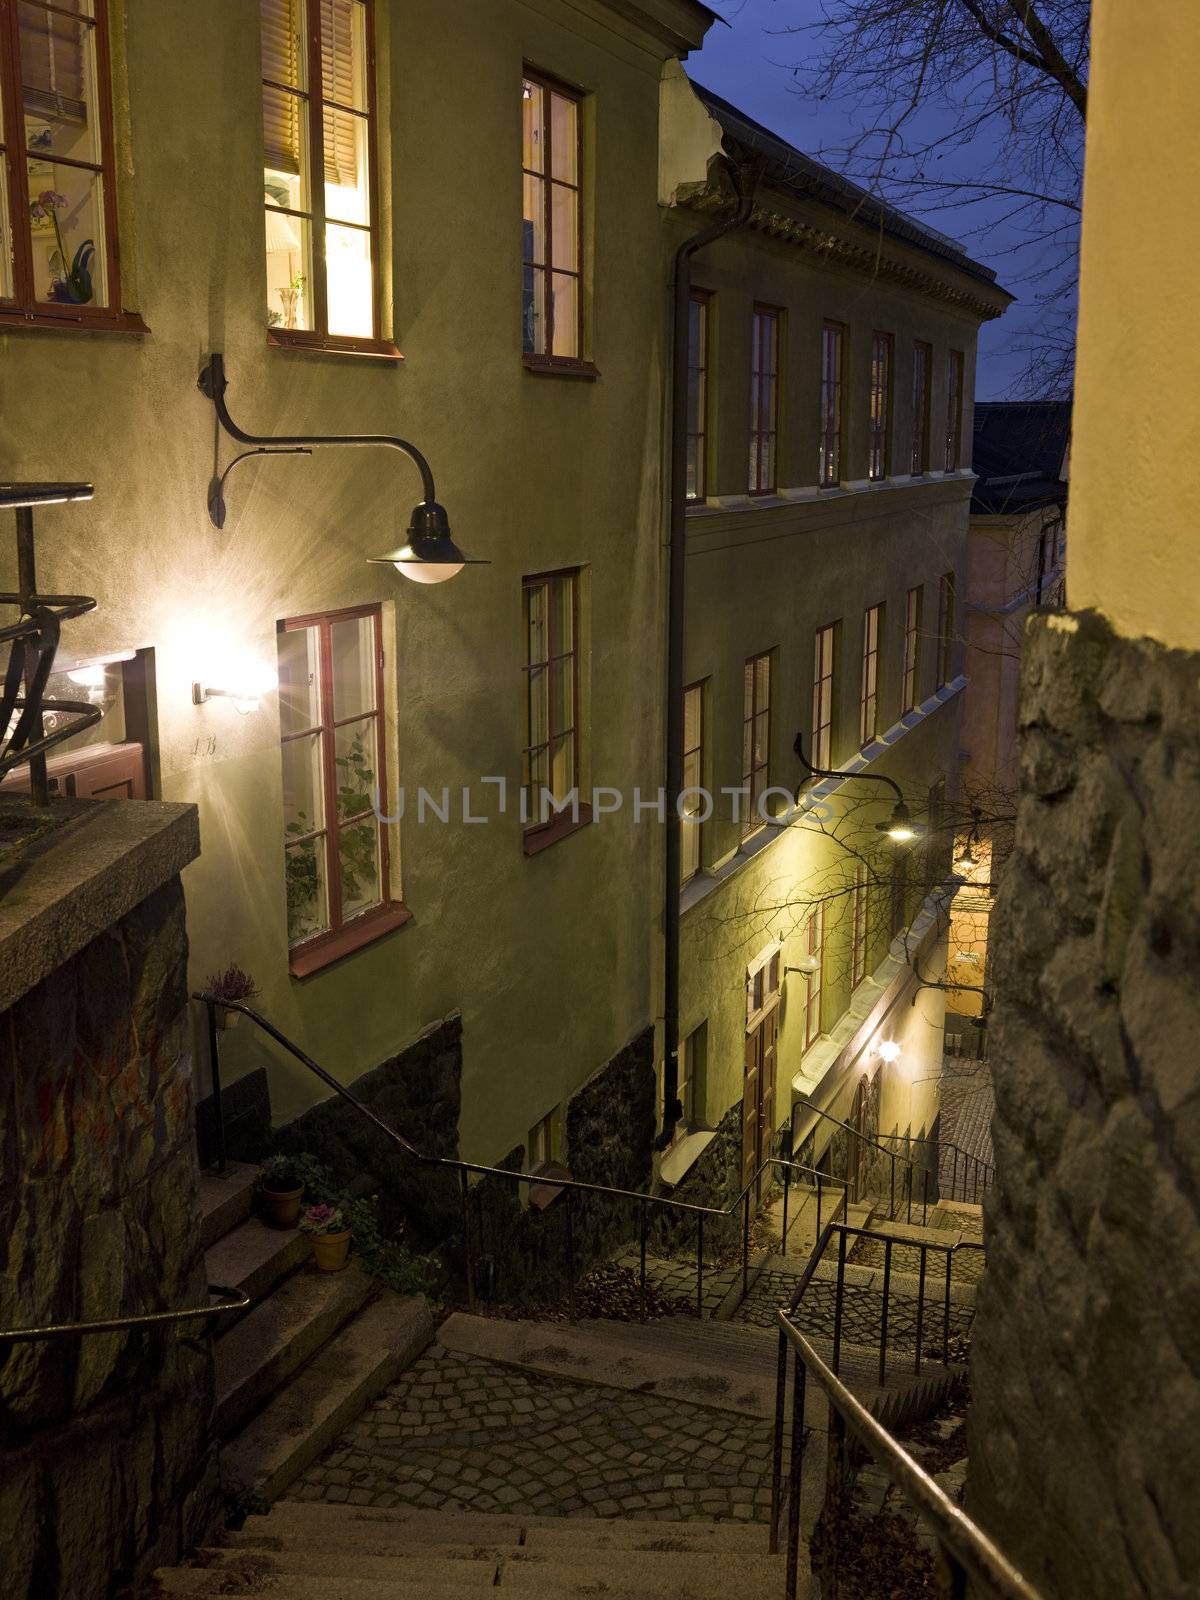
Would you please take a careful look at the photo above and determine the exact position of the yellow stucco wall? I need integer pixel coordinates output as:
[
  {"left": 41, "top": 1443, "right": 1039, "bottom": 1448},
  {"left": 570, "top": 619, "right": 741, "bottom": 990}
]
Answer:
[{"left": 1069, "top": 0, "right": 1200, "bottom": 649}]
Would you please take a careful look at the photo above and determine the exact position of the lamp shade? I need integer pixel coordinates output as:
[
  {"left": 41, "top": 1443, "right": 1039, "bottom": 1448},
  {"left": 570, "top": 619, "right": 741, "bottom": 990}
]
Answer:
[{"left": 368, "top": 501, "right": 485, "bottom": 584}]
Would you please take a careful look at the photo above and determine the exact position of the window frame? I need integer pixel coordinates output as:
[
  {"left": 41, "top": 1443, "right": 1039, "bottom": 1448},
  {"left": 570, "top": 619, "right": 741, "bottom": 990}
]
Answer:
[
  {"left": 936, "top": 570, "right": 956, "bottom": 687},
  {"left": 522, "top": 566, "right": 587, "bottom": 853},
  {"left": 260, "top": 0, "right": 391, "bottom": 358},
  {"left": 278, "top": 602, "right": 409, "bottom": 979},
  {"left": 910, "top": 341, "right": 932, "bottom": 474},
  {"left": 851, "top": 863, "right": 868, "bottom": 988},
  {"left": 681, "top": 679, "right": 705, "bottom": 883},
  {"left": 685, "top": 287, "right": 711, "bottom": 503},
  {"left": 746, "top": 942, "right": 782, "bottom": 1032},
  {"left": 868, "top": 331, "right": 893, "bottom": 481},
  {"left": 819, "top": 320, "right": 846, "bottom": 487},
  {"left": 0, "top": 0, "right": 143, "bottom": 333},
  {"left": 521, "top": 66, "right": 591, "bottom": 377},
  {"left": 749, "top": 303, "right": 782, "bottom": 495},
  {"left": 802, "top": 905, "right": 825, "bottom": 1051},
  {"left": 741, "top": 650, "right": 772, "bottom": 838},
  {"left": 944, "top": 349, "right": 965, "bottom": 471},
  {"left": 902, "top": 585, "right": 923, "bottom": 711},
  {"left": 859, "top": 602, "right": 883, "bottom": 748},
  {"left": 812, "top": 621, "right": 838, "bottom": 770}
]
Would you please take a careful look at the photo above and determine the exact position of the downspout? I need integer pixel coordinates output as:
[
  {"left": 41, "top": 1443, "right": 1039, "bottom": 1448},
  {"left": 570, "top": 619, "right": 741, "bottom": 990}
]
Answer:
[{"left": 659, "top": 156, "right": 759, "bottom": 1150}]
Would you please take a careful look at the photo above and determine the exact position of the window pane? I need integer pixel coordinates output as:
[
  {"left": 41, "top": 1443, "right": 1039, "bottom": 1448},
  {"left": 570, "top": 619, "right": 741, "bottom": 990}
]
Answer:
[
  {"left": 286, "top": 837, "right": 329, "bottom": 946},
  {"left": 263, "top": 83, "right": 309, "bottom": 194},
  {"left": 323, "top": 107, "right": 369, "bottom": 222},
  {"left": 525, "top": 582, "right": 548, "bottom": 665},
  {"left": 549, "top": 91, "right": 577, "bottom": 182},
  {"left": 20, "top": 3, "right": 101, "bottom": 164},
  {"left": 550, "top": 658, "right": 574, "bottom": 737},
  {"left": 320, "top": 0, "right": 367, "bottom": 111},
  {"left": 550, "top": 183, "right": 578, "bottom": 272},
  {"left": 549, "top": 732, "right": 574, "bottom": 800},
  {"left": 523, "top": 173, "right": 545, "bottom": 265},
  {"left": 527, "top": 665, "right": 549, "bottom": 750},
  {"left": 325, "top": 221, "right": 373, "bottom": 336},
  {"left": 334, "top": 717, "right": 378, "bottom": 820},
  {"left": 523, "top": 265, "right": 545, "bottom": 354},
  {"left": 550, "top": 574, "right": 574, "bottom": 654},
  {"left": 338, "top": 818, "right": 382, "bottom": 921},
  {"left": 686, "top": 439, "right": 700, "bottom": 502},
  {"left": 282, "top": 731, "right": 325, "bottom": 837},
  {"left": 265, "top": 209, "right": 312, "bottom": 330},
  {"left": 0, "top": 164, "right": 12, "bottom": 300},
  {"left": 261, "top": 0, "right": 306, "bottom": 90},
  {"left": 277, "top": 625, "right": 321, "bottom": 735},
  {"left": 27, "top": 163, "right": 107, "bottom": 307},
  {"left": 550, "top": 272, "right": 578, "bottom": 358},
  {"left": 522, "top": 80, "right": 544, "bottom": 174},
  {"left": 331, "top": 614, "right": 377, "bottom": 720}
]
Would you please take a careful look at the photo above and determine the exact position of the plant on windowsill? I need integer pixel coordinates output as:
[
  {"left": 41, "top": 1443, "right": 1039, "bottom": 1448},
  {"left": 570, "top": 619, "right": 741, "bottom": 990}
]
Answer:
[
  {"left": 299, "top": 1202, "right": 352, "bottom": 1272},
  {"left": 200, "top": 963, "right": 259, "bottom": 1030},
  {"left": 29, "top": 190, "right": 95, "bottom": 305},
  {"left": 334, "top": 732, "right": 377, "bottom": 906},
  {"left": 285, "top": 818, "right": 322, "bottom": 944}
]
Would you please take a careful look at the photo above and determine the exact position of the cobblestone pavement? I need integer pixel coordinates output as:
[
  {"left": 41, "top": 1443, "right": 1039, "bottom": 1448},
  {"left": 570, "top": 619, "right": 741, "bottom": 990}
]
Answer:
[
  {"left": 611, "top": 1251, "right": 738, "bottom": 1318},
  {"left": 288, "top": 1345, "right": 779, "bottom": 1522},
  {"left": 730, "top": 1273, "right": 974, "bottom": 1350},
  {"left": 939, "top": 1058, "right": 995, "bottom": 1200}
]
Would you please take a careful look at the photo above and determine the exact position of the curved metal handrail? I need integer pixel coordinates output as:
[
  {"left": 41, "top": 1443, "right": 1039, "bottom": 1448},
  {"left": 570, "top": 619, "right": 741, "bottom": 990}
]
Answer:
[
  {"left": 791, "top": 1096, "right": 927, "bottom": 1221},
  {"left": 0, "top": 1285, "right": 251, "bottom": 1345}
]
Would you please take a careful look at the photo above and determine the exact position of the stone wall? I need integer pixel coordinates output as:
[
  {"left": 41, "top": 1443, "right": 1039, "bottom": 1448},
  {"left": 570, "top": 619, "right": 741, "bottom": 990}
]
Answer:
[
  {"left": 969, "top": 612, "right": 1200, "bottom": 1600},
  {"left": 650, "top": 1103, "right": 744, "bottom": 1259},
  {"left": 0, "top": 802, "right": 210, "bottom": 1600}
]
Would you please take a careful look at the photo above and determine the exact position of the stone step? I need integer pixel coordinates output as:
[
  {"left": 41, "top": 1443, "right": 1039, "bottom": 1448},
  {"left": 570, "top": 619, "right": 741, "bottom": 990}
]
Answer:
[
  {"left": 198, "top": 1161, "right": 260, "bottom": 1250},
  {"left": 206, "top": 1215, "right": 310, "bottom": 1308},
  {"left": 214, "top": 1265, "right": 374, "bottom": 1438},
  {"left": 153, "top": 1566, "right": 485, "bottom": 1599},
  {"left": 222, "top": 1292, "right": 433, "bottom": 1502},
  {"left": 254, "top": 1500, "right": 772, "bottom": 1552}
]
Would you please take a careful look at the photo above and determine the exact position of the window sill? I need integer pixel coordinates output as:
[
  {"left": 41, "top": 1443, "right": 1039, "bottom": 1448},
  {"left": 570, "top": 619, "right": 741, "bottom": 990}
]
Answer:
[
  {"left": 288, "top": 902, "right": 412, "bottom": 979},
  {"left": 0, "top": 307, "right": 151, "bottom": 335},
  {"left": 522, "top": 353, "right": 600, "bottom": 381},
  {"left": 268, "top": 329, "right": 404, "bottom": 361},
  {"left": 523, "top": 803, "right": 594, "bottom": 856}
]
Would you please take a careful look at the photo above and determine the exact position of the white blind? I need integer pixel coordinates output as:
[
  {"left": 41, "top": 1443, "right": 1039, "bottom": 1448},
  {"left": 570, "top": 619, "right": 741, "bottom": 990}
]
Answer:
[
  {"left": 261, "top": 0, "right": 362, "bottom": 186},
  {"left": 20, "top": 5, "right": 86, "bottom": 125}
]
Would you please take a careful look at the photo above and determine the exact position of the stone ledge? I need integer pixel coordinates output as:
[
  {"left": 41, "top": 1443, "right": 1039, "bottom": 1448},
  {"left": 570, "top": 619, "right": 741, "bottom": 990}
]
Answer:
[{"left": 0, "top": 797, "right": 200, "bottom": 1012}]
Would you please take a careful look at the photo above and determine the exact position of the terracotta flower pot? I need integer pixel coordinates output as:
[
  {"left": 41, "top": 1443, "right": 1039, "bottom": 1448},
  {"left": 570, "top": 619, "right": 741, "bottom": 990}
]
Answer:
[
  {"left": 311, "top": 1230, "right": 352, "bottom": 1272},
  {"left": 262, "top": 1185, "right": 303, "bottom": 1228}
]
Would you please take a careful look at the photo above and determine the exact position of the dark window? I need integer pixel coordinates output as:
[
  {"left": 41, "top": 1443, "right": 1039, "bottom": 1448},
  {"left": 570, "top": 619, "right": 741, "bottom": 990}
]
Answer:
[
  {"left": 868, "top": 332, "right": 892, "bottom": 480},
  {"left": 812, "top": 622, "right": 838, "bottom": 768},
  {"left": 522, "top": 70, "right": 583, "bottom": 366},
  {"left": 937, "top": 571, "right": 955, "bottom": 687},
  {"left": 742, "top": 652, "right": 771, "bottom": 837},
  {"left": 682, "top": 681, "right": 704, "bottom": 882},
  {"left": 686, "top": 290, "right": 711, "bottom": 501},
  {"left": 944, "top": 350, "right": 964, "bottom": 470},
  {"left": 860, "top": 603, "right": 883, "bottom": 747},
  {"left": 902, "top": 586, "right": 923, "bottom": 710},
  {"left": 522, "top": 569, "right": 581, "bottom": 831},
  {"left": 911, "top": 342, "right": 931, "bottom": 473},
  {"left": 750, "top": 305, "right": 781, "bottom": 493}
]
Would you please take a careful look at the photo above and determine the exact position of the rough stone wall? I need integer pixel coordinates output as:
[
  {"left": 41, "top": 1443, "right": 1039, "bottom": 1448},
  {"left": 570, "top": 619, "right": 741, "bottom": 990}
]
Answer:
[
  {"left": 968, "top": 612, "right": 1200, "bottom": 1600},
  {"left": 0, "top": 878, "right": 215, "bottom": 1600},
  {"left": 650, "top": 1102, "right": 744, "bottom": 1259}
]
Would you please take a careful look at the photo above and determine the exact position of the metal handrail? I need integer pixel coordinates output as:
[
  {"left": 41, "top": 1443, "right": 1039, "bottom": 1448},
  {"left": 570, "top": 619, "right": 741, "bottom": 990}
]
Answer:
[
  {"left": 791, "top": 1096, "right": 929, "bottom": 1222},
  {"left": 196, "top": 995, "right": 850, "bottom": 1318},
  {"left": 0, "top": 1285, "right": 250, "bottom": 1345},
  {"left": 773, "top": 1311, "right": 1045, "bottom": 1600},
  {"left": 884, "top": 1129, "right": 995, "bottom": 1205}
]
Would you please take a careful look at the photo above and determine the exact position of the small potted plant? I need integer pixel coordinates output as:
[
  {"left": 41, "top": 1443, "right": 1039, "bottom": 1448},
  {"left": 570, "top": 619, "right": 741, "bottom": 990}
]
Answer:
[
  {"left": 259, "top": 1153, "right": 309, "bottom": 1229},
  {"left": 300, "top": 1203, "right": 352, "bottom": 1272},
  {"left": 201, "top": 964, "right": 259, "bottom": 1028}
]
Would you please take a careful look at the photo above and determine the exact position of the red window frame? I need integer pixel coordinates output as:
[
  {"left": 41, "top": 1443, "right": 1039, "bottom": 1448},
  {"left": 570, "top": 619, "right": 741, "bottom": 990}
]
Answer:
[
  {"left": 902, "top": 585, "right": 923, "bottom": 710},
  {"left": 868, "top": 332, "right": 892, "bottom": 481},
  {"left": 260, "top": 0, "right": 391, "bottom": 358},
  {"left": 851, "top": 864, "right": 868, "bottom": 988},
  {"left": 522, "top": 568, "right": 585, "bottom": 849},
  {"left": 945, "top": 349, "right": 964, "bottom": 470},
  {"left": 936, "top": 570, "right": 955, "bottom": 686},
  {"left": 802, "top": 905, "right": 825, "bottom": 1050},
  {"left": 686, "top": 288, "right": 711, "bottom": 502},
  {"left": 681, "top": 680, "right": 704, "bottom": 883},
  {"left": 812, "top": 622, "right": 838, "bottom": 769},
  {"left": 749, "top": 304, "right": 781, "bottom": 494},
  {"left": 0, "top": 0, "right": 143, "bottom": 333},
  {"left": 742, "top": 651, "right": 772, "bottom": 838},
  {"left": 859, "top": 603, "right": 882, "bottom": 747},
  {"left": 521, "top": 67, "right": 589, "bottom": 375},
  {"left": 278, "top": 603, "right": 408, "bottom": 978},
  {"left": 911, "top": 342, "right": 932, "bottom": 473},
  {"left": 819, "top": 321, "right": 845, "bottom": 486}
]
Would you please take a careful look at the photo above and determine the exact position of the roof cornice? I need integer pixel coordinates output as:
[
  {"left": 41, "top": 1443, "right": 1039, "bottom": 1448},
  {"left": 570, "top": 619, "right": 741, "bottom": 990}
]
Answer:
[{"left": 596, "top": 0, "right": 718, "bottom": 53}]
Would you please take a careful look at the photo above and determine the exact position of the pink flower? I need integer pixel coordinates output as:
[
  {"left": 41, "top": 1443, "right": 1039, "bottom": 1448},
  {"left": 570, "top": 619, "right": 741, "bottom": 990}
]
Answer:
[{"left": 39, "top": 190, "right": 67, "bottom": 209}]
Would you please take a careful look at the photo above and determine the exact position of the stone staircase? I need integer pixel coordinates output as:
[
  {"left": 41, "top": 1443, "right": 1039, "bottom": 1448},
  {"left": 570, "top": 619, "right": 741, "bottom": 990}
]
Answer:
[{"left": 199, "top": 1161, "right": 432, "bottom": 1502}]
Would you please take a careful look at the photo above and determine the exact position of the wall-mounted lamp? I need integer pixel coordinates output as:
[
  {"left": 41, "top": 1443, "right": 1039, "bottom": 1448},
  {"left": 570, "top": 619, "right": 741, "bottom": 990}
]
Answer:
[
  {"left": 876, "top": 1039, "right": 902, "bottom": 1064},
  {"left": 192, "top": 659, "right": 278, "bottom": 714},
  {"left": 793, "top": 733, "right": 920, "bottom": 846},
  {"left": 198, "top": 355, "right": 485, "bottom": 584},
  {"left": 66, "top": 649, "right": 136, "bottom": 691},
  {"left": 955, "top": 807, "right": 984, "bottom": 873},
  {"left": 785, "top": 954, "right": 821, "bottom": 977}
]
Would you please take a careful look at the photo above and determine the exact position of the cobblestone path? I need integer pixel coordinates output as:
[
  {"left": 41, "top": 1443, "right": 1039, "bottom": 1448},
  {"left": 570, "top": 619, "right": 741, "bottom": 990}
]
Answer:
[
  {"left": 288, "top": 1345, "right": 779, "bottom": 1522},
  {"left": 611, "top": 1250, "right": 738, "bottom": 1317},
  {"left": 939, "top": 1059, "right": 995, "bottom": 1198},
  {"left": 730, "top": 1273, "right": 974, "bottom": 1350}
]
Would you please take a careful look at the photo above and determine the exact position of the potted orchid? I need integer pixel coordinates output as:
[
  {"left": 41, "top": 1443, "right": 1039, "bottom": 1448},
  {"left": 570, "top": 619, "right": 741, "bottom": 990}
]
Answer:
[
  {"left": 300, "top": 1203, "right": 352, "bottom": 1272},
  {"left": 29, "top": 190, "right": 95, "bottom": 305}
]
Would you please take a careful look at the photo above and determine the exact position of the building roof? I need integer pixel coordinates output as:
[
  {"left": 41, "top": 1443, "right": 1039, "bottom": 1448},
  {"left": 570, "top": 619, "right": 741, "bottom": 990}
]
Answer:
[
  {"left": 689, "top": 80, "right": 1006, "bottom": 292},
  {"left": 971, "top": 401, "right": 1072, "bottom": 516}
]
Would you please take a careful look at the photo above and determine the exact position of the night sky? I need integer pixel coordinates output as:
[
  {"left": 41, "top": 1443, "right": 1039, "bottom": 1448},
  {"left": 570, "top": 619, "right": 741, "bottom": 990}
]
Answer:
[{"left": 688, "top": 0, "right": 1037, "bottom": 398}]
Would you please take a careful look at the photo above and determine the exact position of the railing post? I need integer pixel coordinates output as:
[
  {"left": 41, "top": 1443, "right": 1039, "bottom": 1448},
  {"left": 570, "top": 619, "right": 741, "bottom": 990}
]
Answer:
[
  {"left": 890, "top": 1153, "right": 895, "bottom": 1218},
  {"left": 770, "top": 1328, "right": 788, "bottom": 1554},
  {"left": 822, "top": 1403, "right": 847, "bottom": 1600},
  {"left": 782, "top": 1167, "right": 790, "bottom": 1258},
  {"left": 879, "top": 1236, "right": 892, "bottom": 1386},
  {"left": 906, "top": 1161, "right": 912, "bottom": 1225},
  {"left": 915, "top": 1246, "right": 927, "bottom": 1376},
  {"left": 639, "top": 1198, "right": 648, "bottom": 1323},
  {"left": 696, "top": 1213, "right": 705, "bottom": 1320},
  {"left": 785, "top": 1344, "right": 807, "bottom": 1600},
  {"left": 942, "top": 1250, "right": 953, "bottom": 1365},
  {"left": 953, "top": 1146, "right": 959, "bottom": 1203},
  {"left": 459, "top": 1168, "right": 476, "bottom": 1315},
  {"left": 973, "top": 1158, "right": 980, "bottom": 1205},
  {"left": 922, "top": 1165, "right": 929, "bottom": 1226},
  {"left": 565, "top": 1189, "right": 577, "bottom": 1323},
  {"left": 205, "top": 999, "right": 227, "bottom": 1175},
  {"left": 742, "top": 1190, "right": 751, "bottom": 1300},
  {"left": 816, "top": 1173, "right": 822, "bottom": 1239},
  {"left": 832, "top": 1228, "right": 846, "bottom": 1375}
]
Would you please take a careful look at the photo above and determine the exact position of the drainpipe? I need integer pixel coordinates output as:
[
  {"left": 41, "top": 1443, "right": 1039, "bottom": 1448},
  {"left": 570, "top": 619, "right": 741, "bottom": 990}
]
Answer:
[{"left": 659, "top": 156, "right": 758, "bottom": 1150}]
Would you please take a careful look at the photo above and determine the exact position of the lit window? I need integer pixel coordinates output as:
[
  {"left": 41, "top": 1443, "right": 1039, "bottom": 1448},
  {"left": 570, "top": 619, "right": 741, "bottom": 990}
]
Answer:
[
  {"left": 522, "top": 570, "right": 582, "bottom": 835},
  {"left": 522, "top": 71, "right": 583, "bottom": 364},
  {"left": 742, "top": 652, "right": 772, "bottom": 837},
  {"left": 749, "top": 305, "right": 781, "bottom": 494},
  {"left": 2, "top": 0, "right": 126, "bottom": 327},
  {"left": 911, "top": 342, "right": 932, "bottom": 473},
  {"left": 746, "top": 945, "right": 782, "bottom": 1030},
  {"left": 802, "top": 907, "right": 825, "bottom": 1050},
  {"left": 868, "top": 332, "right": 892, "bottom": 481},
  {"left": 859, "top": 603, "right": 883, "bottom": 747},
  {"left": 277, "top": 604, "right": 402, "bottom": 972},
  {"left": 682, "top": 682, "right": 705, "bottom": 883},
  {"left": 936, "top": 571, "right": 955, "bottom": 687},
  {"left": 261, "top": 0, "right": 381, "bottom": 348},
  {"left": 902, "top": 586, "right": 923, "bottom": 711},
  {"left": 812, "top": 623, "right": 838, "bottom": 769},
  {"left": 851, "top": 864, "right": 868, "bottom": 988},
  {"left": 528, "top": 1106, "right": 563, "bottom": 1170},
  {"left": 944, "top": 350, "right": 964, "bottom": 470},
  {"left": 819, "top": 322, "right": 845, "bottom": 486},
  {"left": 686, "top": 290, "right": 711, "bottom": 501}
]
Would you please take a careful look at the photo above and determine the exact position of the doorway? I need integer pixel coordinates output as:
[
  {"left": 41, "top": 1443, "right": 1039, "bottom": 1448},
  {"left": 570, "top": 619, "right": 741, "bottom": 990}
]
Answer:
[{"left": 742, "top": 1008, "right": 778, "bottom": 1200}]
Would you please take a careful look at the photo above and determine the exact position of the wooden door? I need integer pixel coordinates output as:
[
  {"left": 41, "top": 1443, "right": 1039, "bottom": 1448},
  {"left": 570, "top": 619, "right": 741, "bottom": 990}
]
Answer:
[{"left": 742, "top": 1009, "right": 779, "bottom": 1203}]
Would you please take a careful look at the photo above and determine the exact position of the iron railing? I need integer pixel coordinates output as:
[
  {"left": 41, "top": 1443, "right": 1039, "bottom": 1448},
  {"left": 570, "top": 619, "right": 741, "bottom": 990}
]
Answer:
[
  {"left": 0, "top": 1285, "right": 251, "bottom": 1346},
  {"left": 887, "top": 1129, "right": 995, "bottom": 1206},
  {"left": 791, "top": 1097, "right": 935, "bottom": 1224},
  {"left": 196, "top": 995, "right": 849, "bottom": 1318}
]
